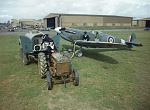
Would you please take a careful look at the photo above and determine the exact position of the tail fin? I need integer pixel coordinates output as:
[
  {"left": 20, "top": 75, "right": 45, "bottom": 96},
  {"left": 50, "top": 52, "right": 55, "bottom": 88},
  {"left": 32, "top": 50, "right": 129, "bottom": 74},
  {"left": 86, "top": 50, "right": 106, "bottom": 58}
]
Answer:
[
  {"left": 126, "top": 33, "right": 143, "bottom": 48},
  {"left": 127, "top": 33, "right": 136, "bottom": 43}
]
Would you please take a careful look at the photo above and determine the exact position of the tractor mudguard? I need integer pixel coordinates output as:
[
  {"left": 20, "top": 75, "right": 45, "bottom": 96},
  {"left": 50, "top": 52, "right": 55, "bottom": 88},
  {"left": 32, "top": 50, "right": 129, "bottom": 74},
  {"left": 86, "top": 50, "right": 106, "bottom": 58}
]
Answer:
[{"left": 20, "top": 36, "right": 33, "bottom": 53}]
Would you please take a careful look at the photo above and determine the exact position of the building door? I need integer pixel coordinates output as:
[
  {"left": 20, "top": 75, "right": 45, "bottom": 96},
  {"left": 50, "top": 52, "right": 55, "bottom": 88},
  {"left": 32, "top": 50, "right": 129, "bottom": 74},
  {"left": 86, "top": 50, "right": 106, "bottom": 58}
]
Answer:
[
  {"left": 145, "top": 20, "right": 150, "bottom": 27},
  {"left": 47, "top": 17, "right": 55, "bottom": 28}
]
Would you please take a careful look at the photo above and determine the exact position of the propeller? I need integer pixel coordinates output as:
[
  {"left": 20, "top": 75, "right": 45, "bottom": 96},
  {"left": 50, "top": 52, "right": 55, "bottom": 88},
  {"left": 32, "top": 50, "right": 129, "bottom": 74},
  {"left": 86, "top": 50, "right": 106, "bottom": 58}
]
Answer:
[{"left": 59, "top": 27, "right": 66, "bottom": 31}]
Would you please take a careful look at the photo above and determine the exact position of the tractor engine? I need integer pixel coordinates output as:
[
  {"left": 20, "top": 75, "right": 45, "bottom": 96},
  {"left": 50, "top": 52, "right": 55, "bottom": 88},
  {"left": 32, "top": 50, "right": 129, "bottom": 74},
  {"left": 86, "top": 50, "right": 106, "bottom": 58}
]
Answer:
[{"left": 50, "top": 52, "right": 71, "bottom": 77}]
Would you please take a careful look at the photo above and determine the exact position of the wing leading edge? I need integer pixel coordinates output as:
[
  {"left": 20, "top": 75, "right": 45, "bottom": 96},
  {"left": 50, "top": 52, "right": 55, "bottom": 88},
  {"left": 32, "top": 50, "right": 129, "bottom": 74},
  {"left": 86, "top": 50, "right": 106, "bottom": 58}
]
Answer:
[{"left": 75, "top": 40, "right": 127, "bottom": 48}]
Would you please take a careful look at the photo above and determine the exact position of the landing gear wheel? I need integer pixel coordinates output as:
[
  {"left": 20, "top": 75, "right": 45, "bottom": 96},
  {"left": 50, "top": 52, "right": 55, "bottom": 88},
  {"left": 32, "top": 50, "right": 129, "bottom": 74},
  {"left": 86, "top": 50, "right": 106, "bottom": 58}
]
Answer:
[
  {"left": 46, "top": 71, "right": 53, "bottom": 90},
  {"left": 73, "top": 68, "right": 79, "bottom": 86},
  {"left": 38, "top": 52, "right": 48, "bottom": 78},
  {"left": 22, "top": 51, "right": 29, "bottom": 65},
  {"left": 75, "top": 50, "right": 82, "bottom": 57}
]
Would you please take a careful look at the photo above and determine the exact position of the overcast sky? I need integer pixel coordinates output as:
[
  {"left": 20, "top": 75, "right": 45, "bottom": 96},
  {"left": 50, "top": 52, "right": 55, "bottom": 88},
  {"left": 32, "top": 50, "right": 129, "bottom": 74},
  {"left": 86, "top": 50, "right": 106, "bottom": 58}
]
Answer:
[{"left": 0, "top": 0, "right": 150, "bottom": 23}]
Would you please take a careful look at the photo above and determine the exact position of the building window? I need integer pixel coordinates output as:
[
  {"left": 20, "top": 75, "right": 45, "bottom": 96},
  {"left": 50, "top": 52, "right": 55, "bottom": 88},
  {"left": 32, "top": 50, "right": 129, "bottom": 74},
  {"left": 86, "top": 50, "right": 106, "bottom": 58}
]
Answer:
[
  {"left": 112, "top": 23, "right": 115, "bottom": 26},
  {"left": 83, "top": 23, "right": 87, "bottom": 26},
  {"left": 93, "top": 23, "right": 97, "bottom": 26},
  {"left": 72, "top": 23, "right": 77, "bottom": 26}
]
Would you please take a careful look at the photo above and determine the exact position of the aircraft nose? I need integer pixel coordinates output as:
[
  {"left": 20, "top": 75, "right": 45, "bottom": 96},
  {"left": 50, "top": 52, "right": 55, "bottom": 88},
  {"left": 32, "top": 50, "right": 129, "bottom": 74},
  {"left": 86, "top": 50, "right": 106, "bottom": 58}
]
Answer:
[{"left": 54, "top": 27, "right": 62, "bottom": 34}]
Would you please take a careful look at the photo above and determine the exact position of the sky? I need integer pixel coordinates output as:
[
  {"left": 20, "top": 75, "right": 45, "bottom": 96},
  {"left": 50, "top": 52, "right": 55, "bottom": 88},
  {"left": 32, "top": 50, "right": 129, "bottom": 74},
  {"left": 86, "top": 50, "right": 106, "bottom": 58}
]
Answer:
[{"left": 0, "top": 0, "right": 150, "bottom": 23}]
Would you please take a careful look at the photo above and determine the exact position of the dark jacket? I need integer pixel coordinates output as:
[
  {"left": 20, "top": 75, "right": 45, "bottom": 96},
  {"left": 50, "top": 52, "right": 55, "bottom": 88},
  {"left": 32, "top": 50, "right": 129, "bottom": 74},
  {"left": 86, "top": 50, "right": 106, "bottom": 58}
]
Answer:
[
  {"left": 41, "top": 34, "right": 53, "bottom": 45},
  {"left": 41, "top": 34, "right": 58, "bottom": 53},
  {"left": 82, "top": 34, "right": 90, "bottom": 41}
]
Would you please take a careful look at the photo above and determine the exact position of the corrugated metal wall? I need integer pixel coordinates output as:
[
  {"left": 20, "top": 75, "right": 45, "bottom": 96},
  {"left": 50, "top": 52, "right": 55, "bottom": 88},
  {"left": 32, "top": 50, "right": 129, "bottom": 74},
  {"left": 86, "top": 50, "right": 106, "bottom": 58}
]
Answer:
[
  {"left": 60, "top": 15, "right": 132, "bottom": 27},
  {"left": 60, "top": 15, "right": 103, "bottom": 27},
  {"left": 44, "top": 14, "right": 132, "bottom": 27}
]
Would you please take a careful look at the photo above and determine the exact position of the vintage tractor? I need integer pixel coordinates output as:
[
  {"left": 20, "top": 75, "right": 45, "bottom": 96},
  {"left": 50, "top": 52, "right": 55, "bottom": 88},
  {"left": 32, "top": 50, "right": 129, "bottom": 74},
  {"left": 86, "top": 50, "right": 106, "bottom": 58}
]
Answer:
[
  {"left": 19, "top": 30, "right": 79, "bottom": 90},
  {"left": 38, "top": 52, "right": 79, "bottom": 90}
]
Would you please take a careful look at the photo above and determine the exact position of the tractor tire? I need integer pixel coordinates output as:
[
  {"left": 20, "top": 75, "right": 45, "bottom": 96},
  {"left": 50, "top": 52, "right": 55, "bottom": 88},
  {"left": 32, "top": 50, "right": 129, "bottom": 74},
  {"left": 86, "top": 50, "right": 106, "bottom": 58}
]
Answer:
[
  {"left": 73, "top": 68, "right": 79, "bottom": 86},
  {"left": 20, "top": 48, "right": 23, "bottom": 58},
  {"left": 46, "top": 71, "right": 53, "bottom": 90},
  {"left": 38, "top": 52, "right": 48, "bottom": 78},
  {"left": 22, "top": 51, "right": 29, "bottom": 65}
]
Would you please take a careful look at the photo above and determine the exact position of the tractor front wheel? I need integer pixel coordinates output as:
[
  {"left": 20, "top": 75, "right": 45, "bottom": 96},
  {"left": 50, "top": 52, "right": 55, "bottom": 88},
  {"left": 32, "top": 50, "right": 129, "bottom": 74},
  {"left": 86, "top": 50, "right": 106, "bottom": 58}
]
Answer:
[
  {"left": 46, "top": 71, "right": 53, "bottom": 90},
  {"left": 38, "top": 52, "right": 48, "bottom": 78},
  {"left": 73, "top": 68, "right": 79, "bottom": 86}
]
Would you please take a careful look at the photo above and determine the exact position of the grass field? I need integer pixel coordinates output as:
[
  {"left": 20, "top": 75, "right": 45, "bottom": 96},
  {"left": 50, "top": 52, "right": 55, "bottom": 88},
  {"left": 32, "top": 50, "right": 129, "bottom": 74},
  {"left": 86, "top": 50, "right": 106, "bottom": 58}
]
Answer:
[
  {"left": 0, "top": 31, "right": 150, "bottom": 110},
  {"left": 75, "top": 26, "right": 141, "bottom": 30}
]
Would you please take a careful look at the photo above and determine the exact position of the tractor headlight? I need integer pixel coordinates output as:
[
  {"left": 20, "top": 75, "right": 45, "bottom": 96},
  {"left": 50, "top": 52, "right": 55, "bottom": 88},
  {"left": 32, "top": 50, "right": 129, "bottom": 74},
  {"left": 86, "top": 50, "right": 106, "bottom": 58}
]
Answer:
[{"left": 34, "top": 45, "right": 41, "bottom": 51}]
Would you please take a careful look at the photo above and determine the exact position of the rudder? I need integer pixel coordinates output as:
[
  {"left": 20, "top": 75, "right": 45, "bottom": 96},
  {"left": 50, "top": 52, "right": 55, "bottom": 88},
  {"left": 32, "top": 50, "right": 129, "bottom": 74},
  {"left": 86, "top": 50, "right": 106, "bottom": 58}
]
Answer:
[{"left": 127, "top": 33, "right": 136, "bottom": 43}]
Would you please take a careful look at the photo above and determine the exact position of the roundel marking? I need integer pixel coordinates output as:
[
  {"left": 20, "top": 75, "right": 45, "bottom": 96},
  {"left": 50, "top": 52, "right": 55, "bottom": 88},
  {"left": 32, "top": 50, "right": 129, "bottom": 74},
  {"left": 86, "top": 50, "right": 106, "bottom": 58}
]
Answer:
[{"left": 108, "top": 36, "right": 115, "bottom": 43}]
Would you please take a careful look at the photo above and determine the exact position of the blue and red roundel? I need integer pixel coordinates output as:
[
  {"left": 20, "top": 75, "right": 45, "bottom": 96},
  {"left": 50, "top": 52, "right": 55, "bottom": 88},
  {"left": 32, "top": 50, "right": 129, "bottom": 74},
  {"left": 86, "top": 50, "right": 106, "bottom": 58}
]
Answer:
[{"left": 108, "top": 37, "right": 114, "bottom": 43}]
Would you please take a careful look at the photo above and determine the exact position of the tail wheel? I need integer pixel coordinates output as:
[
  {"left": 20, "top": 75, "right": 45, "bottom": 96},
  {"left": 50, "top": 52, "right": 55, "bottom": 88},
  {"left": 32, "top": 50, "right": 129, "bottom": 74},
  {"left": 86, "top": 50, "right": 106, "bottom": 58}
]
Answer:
[
  {"left": 38, "top": 52, "right": 48, "bottom": 78},
  {"left": 75, "top": 50, "right": 82, "bottom": 57},
  {"left": 73, "top": 68, "right": 79, "bottom": 86},
  {"left": 46, "top": 71, "right": 53, "bottom": 90}
]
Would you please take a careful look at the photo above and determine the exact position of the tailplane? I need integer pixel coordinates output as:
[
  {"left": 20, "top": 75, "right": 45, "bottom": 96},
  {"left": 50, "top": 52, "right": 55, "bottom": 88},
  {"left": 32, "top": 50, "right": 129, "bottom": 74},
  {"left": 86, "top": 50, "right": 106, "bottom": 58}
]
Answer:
[{"left": 126, "top": 33, "right": 143, "bottom": 48}]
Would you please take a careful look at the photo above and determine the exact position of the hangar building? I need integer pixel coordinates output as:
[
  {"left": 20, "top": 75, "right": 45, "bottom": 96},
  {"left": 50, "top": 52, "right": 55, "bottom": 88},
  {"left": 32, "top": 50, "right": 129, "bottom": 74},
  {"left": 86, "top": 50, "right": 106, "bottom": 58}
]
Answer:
[
  {"left": 11, "top": 19, "right": 44, "bottom": 28},
  {"left": 43, "top": 13, "right": 133, "bottom": 28},
  {"left": 132, "top": 17, "right": 150, "bottom": 28}
]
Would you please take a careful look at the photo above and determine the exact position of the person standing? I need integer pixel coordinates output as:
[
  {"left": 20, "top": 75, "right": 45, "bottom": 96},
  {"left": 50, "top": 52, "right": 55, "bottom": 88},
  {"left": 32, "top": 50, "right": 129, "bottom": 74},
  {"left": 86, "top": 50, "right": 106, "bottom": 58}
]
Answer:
[
  {"left": 82, "top": 31, "right": 90, "bottom": 41},
  {"left": 41, "top": 34, "right": 57, "bottom": 53}
]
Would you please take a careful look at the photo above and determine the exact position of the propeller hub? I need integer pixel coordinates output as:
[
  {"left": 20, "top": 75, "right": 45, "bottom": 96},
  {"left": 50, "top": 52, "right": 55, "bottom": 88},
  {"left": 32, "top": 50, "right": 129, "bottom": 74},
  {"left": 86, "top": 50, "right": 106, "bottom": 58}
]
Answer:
[{"left": 54, "top": 27, "right": 62, "bottom": 34}]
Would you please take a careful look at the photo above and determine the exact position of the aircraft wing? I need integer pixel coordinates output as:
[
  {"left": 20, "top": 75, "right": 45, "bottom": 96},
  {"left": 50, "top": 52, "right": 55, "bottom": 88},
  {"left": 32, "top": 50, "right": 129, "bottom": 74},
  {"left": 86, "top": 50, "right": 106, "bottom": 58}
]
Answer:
[
  {"left": 75, "top": 40, "right": 127, "bottom": 48},
  {"left": 125, "top": 42, "right": 143, "bottom": 47}
]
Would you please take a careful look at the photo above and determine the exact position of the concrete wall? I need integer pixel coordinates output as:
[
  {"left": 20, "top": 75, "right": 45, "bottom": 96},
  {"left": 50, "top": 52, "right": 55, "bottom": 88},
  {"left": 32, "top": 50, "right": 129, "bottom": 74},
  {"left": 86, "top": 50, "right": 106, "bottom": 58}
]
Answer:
[
  {"left": 43, "top": 19, "right": 47, "bottom": 27},
  {"left": 132, "top": 20, "right": 138, "bottom": 26},
  {"left": 132, "top": 20, "right": 146, "bottom": 27},
  {"left": 11, "top": 19, "right": 44, "bottom": 27},
  {"left": 138, "top": 20, "right": 146, "bottom": 28},
  {"left": 11, "top": 19, "right": 19, "bottom": 27},
  {"left": 132, "top": 17, "right": 150, "bottom": 27}
]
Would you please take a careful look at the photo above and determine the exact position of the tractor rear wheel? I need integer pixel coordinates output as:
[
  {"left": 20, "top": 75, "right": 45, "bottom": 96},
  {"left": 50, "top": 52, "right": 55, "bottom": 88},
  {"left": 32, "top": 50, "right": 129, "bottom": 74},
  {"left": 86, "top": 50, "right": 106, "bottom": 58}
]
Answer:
[
  {"left": 22, "top": 51, "right": 29, "bottom": 65},
  {"left": 38, "top": 52, "right": 48, "bottom": 78}
]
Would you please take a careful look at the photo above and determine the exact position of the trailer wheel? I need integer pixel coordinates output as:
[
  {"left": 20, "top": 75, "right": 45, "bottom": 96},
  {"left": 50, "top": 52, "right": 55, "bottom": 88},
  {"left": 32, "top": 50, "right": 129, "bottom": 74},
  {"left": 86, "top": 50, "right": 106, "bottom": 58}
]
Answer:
[
  {"left": 38, "top": 52, "right": 48, "bottom": 78},
  {"left": 73, "top": 68, "right": 79, "bottom": 86},
  {"left": 22, "top": 51, "right": 29, "bottom": 65},
  {"left": 46, "top": 71, "right": 53, "bottom": 90}
]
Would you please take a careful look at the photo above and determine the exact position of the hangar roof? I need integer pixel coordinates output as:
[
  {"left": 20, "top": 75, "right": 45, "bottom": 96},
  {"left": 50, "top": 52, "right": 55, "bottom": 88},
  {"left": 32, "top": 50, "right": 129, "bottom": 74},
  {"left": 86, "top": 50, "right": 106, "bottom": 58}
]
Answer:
[
  {"left": 44, "top": 13, "right": 133, "bottom": 19},
  {"left": 19, "top": 19, "right": 35, "bottom": 21},
  {"left": 139, "top": 17, "right": 150, "bottom": 20},
  {"left": 133, "top": 17, "right": 150, "bottom": 21}
]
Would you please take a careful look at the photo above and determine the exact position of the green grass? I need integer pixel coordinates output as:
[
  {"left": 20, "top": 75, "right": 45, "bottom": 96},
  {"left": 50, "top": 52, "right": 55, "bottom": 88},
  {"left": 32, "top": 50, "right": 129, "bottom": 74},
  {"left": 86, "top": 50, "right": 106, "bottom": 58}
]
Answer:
[
  {"left": 0, "top": 31, "right": 150, "bottom": 110},
  {"left": 74, "top": 26, "right": 141, "bottom": 30}
]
